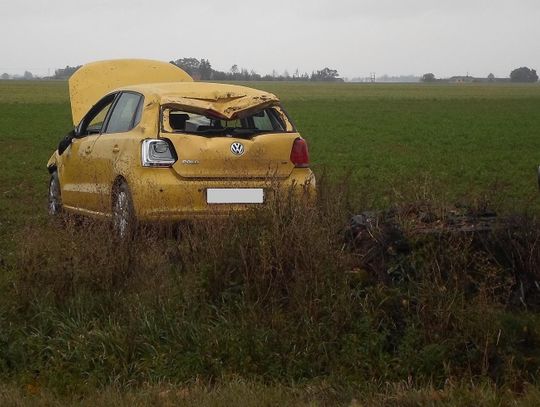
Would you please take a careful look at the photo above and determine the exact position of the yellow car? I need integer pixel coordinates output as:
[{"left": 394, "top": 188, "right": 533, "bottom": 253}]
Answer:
[{"left": 47, "top": 59, "right": 315, "bottom": 237}]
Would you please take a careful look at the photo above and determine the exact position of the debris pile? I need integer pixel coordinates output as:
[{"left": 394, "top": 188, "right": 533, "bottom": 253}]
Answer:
[{"left": 344, "top": 203, "right": 540, "bottom": 309}]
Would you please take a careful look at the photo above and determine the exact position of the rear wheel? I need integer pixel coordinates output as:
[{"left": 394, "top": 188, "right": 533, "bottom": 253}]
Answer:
[
  {"left": 48, "top": 171, "right": 62, "bottom": 215},
  {"left": 112, "top": 181, "right": 136, "bottom": 239}
]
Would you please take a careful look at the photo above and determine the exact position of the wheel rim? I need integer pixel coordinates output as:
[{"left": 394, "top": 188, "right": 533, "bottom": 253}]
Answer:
[
  {"left": 48, "top": 176, "right": 61, "bottom": 215},
  {"left": 113, "top": 190, "right": 130, "bottom": 238}
]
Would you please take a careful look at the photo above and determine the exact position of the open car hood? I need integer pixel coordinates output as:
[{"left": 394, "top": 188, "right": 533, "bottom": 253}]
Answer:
[{"left": 68, "top": 59, "right": 192, "bottom": 125}]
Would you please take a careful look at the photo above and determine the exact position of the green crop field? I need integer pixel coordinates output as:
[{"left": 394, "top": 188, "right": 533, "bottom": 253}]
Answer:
[
  {"left": 1, "top": 80, "right": 540, "bottom": 405},
  {"left": 2, "top": 80, "right": 540, "bottom": 234}
]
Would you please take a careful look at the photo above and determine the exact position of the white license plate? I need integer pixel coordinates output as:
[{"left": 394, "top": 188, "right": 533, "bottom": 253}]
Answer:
[{"left": 206, "top": 188, "right": 264, "bottom": 204}]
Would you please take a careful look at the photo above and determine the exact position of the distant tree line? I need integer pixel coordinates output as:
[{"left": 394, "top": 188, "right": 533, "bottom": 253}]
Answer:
[
  {"left": 2, "top": 60, "right": 341, "bottom": 82},
  {"left": 53, "top": 65, "right": 82, "bottom": 79},
  {"left": 421, "top": 67, "right": 538, "bottom": 83},
  {"left": 169, "top": 57, "right": 342, "bottom": 82},
  {"left": 3, "top": 62, "right": 537, "bottom": 84},
  {"left": 1, "top": 71, "right": 35, "bottom": 80},
  {"left": 1, "top": 65, "right": 85, "bottom": 80}
]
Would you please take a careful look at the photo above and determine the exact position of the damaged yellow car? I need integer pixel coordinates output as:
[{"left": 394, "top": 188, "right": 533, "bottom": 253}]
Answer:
[{"left": 47, "top": 59, "right": 315, "bottom": 237}]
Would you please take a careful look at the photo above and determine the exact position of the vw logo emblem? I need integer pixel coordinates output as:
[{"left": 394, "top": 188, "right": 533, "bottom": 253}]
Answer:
[{"left": 230, "top": 142, "right": 245, "bottom": 156}]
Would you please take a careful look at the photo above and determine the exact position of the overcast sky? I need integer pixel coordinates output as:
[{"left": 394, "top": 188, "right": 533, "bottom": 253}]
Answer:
[{"left": 1, "top": 0, "right": 539, "bottom": 79}]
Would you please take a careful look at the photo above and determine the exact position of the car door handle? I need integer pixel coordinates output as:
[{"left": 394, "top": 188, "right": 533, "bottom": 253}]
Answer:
[
  {"left": 112, "top": 145, "right": 120, "bottom": 154},
  {"left": 84, "top": 146, "right": 91, "bottom": 154}
]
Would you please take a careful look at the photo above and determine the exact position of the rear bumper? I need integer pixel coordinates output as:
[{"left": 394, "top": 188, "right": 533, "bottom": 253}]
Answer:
[{"left": 128, "top": 168, "right": 316, "bottom": 221}]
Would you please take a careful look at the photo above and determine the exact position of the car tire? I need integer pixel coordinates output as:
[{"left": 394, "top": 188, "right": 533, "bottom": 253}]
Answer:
[
  {"left": 48, "top": 171, "right": 62, "bottom": 215},
  {"left": 112, "top": 181, "right": 136, "bottom": 240}
]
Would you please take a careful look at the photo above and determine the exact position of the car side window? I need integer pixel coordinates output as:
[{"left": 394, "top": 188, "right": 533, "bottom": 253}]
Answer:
[
  {"left": 104, "top": 92, "right": 143, "bottom": 134},
  {"left": 86, "top": 102, "right": 113, "bottom": 134},
  {"left": 79, "top": 94, "right": 117, "bottom": 136},
  {"left": 252, "top": 110, "right": 274, "bottom": 131},
  {"left": 250, "top": 108, "right": 285, "bottom": 132}
]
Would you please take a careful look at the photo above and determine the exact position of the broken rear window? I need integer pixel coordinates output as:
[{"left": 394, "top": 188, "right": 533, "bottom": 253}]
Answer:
[{"left": 161, "top": 107, "right": 295, "bottom": 137}]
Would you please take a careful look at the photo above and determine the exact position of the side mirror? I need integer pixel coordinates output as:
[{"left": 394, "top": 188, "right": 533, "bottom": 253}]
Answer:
[{"left": 58, "top": 129, "right": 76, "bottom": 155}]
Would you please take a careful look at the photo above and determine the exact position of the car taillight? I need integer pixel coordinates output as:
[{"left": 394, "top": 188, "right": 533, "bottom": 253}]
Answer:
[
  {"left": 290, "top": 138, "right": 310, "bottom": 168},
  {"left": 141, "top": 139, "right": 177, "bottom": 167}
]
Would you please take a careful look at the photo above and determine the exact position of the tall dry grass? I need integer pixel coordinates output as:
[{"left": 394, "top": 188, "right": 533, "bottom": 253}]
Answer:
[{"left": 1, "top": 178, "right": 539, "bottom": 395}]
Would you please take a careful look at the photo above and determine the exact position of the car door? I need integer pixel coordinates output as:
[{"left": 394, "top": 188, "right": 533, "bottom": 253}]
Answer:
[
  {"left": 90, "top": 91, "right": 144, "bottom": 214},
  {"left": 59, "top": 93, "right": 117, "bottom": 214}
]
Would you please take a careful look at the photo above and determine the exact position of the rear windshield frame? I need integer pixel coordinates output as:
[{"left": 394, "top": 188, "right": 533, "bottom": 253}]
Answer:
[{"left": 159, "top": 105, "right": 297, "bottom": 138}]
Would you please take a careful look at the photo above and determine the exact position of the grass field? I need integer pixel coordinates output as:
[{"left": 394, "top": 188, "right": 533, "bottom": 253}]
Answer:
[
  {"left": 2, "top": 80, "right": 540, "bottom": 232},
  {"left": 1, "top": 80, "right": 540, "bottom": 404}
]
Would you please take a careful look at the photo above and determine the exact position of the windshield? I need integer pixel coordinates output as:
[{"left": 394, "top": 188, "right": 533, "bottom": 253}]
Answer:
[{"left": 161, "top": 106, "right": 295, "bottom": 137}]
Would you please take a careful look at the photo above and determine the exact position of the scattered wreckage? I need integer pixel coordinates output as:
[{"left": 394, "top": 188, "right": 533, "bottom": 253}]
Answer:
[
  {"left": 344, "top": 203, "right": 540, "bottom": 308},
  {"left": 346, "top": 203, "right": 508, "bottom": 277}
]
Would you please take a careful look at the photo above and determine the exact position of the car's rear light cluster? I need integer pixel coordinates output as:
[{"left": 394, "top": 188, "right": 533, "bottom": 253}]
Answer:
[
  {"left": 290, "top": 137, "right": 310, "bottom": 168},
  {"left": 141, "top": 139, "right": 177, "bottom": 167}
]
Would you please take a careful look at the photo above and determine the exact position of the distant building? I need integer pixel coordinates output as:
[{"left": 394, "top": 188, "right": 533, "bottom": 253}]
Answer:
[
  {"left": 448, "top": 75, "right": 474, "bottom": 83},
  {"left": 445, "top": 75, "right": 510, "bottom": 84}
]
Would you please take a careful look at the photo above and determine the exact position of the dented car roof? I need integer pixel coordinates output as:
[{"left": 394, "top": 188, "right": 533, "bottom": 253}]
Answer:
[
  {"left": 69, "top": 59, "right": 280, "bottom": 125},
  {"left": 121, "top": 82, "right": 280, "bottom": 120}
]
